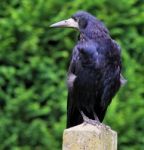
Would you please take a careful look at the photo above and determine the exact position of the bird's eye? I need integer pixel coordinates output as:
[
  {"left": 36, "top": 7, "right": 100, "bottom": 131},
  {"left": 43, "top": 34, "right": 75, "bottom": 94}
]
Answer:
[
  {"left": 79, "top": 17, "right": 88, "bottom": 29},
  {"left": 71, "top": 16, "right": 77, "bottom": 21}
]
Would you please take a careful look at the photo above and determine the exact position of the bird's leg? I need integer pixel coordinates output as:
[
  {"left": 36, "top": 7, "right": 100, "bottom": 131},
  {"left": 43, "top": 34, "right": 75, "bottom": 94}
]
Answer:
[
  {"left": 80, "top": 111, "right": 90, "bottom": 123},
  {"left": 80, "top": 111, "right": 92, "bottom": 126},
  {"left": 80, "top": 111, "right": 101, "bottom": 126}
]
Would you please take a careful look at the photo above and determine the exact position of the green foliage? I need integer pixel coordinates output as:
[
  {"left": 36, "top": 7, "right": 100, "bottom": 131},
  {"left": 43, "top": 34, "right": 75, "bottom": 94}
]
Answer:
[{"left": 0, "top": 0, "right": 143, "bottom": 149}]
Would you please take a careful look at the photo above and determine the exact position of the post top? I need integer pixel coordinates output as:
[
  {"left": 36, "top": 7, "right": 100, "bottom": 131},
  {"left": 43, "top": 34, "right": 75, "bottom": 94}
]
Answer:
[
  {"left": 63, "top": 123, "right": 117, "bottom": 150},
  {"left": 65, "top": 123, "right": 117, "bottom": 135}
]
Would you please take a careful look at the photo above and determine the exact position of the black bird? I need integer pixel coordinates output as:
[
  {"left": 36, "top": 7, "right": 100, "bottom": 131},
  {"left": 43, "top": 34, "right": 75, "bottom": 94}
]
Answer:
[{"left": 50, "top": 11, "right": 126, "bottom": 128}]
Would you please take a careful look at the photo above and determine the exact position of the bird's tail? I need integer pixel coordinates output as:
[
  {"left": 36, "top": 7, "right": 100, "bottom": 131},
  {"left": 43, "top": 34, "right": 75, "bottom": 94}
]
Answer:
[
  {"left": 67, "top": 94, "right": 83, "bottom": 128},
  {"left": 67, "top": 108, "right": 83, "bottom": 128}
]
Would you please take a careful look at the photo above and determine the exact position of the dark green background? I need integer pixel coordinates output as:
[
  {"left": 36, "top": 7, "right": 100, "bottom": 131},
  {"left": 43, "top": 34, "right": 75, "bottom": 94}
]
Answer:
[{"left": 0, "top": 0, "right": 144, "bottom": 149}]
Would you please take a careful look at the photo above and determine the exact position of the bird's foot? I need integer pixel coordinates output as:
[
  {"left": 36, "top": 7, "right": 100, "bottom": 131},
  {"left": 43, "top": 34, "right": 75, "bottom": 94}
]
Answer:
[
  {"left": 83, "top": 118, "right": 101, "bottom": 126},
  {"left": 80, "top": 111, "right": 101, "bottom": 127}
]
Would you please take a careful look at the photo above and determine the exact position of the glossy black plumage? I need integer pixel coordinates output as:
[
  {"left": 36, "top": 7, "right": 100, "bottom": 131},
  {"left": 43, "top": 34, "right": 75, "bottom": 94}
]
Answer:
[{"left": 66, "top": 11, "right": 122, "bottom": 128}]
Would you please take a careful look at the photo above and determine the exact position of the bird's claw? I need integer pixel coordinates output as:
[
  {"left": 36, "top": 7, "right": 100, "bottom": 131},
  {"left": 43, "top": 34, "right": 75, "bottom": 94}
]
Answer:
[
  {"left": 84, "top": 118, "right": 101, "bottom": 126},
  {"left": 80, "top": 111, "right": 101, "bottom": 127}
]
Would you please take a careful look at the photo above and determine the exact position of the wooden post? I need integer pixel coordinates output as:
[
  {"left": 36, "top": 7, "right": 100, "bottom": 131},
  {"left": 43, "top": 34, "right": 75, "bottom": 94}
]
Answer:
[{"left": 62, "top": 123, "right": 117, "bottom": 150}]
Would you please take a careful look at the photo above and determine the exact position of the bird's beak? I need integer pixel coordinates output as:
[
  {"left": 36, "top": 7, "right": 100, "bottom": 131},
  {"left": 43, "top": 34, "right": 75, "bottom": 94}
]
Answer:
[{"left": 50, "top": 18, "right": 79, "bottom": 29}]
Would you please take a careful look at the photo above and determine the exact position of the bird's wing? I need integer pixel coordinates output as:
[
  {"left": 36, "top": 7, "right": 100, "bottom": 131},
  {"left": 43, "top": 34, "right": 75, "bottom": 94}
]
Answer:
[
  {"left": 99, "top": 40, "right": 122, "bottom": 113},
  {"left": 76, "top": 39, "right": 122, "bottom": 122}
]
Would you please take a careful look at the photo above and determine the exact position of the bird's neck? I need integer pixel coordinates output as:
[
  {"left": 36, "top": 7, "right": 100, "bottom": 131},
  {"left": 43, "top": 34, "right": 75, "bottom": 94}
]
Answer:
[
  {"left": 78, "top": 33, "right": 94, "bottom": 45},
  {"left": 79, "top": 31, "right": 110, "bottom": 43},
  {"left": 79, "top": 33, "right": 87, "bottom": 42}
]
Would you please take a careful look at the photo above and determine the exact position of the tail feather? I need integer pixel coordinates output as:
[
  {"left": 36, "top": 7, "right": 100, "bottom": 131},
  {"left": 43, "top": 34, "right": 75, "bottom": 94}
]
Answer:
[
  {"left": 67, "top": 93, "right": 83, "bottom": 128},
  {"left": 67, "top": 108, "right": 83, "bottom": 128}
]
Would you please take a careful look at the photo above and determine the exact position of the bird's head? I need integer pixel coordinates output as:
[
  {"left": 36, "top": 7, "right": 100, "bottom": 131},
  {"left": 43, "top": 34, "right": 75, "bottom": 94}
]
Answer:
[{"left": 50, "top": 11, "right": 108, "bottom": 39}]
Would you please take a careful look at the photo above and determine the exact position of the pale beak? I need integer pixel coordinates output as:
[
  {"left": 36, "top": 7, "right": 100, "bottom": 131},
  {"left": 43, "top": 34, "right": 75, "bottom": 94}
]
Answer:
[{"left": 50, "top": 18, "right": 79, "bottom": 29}]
